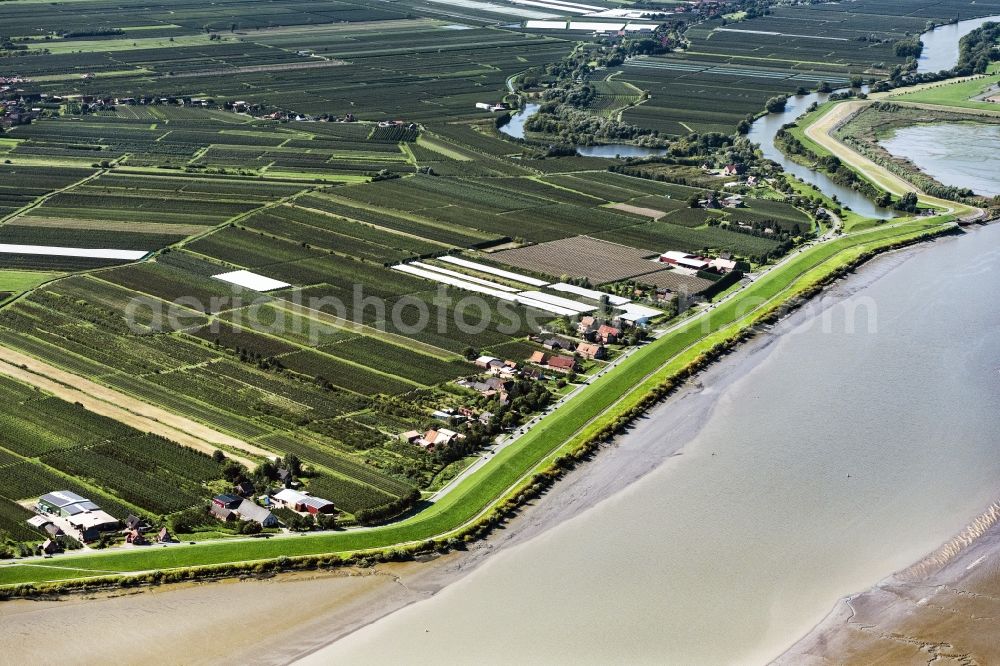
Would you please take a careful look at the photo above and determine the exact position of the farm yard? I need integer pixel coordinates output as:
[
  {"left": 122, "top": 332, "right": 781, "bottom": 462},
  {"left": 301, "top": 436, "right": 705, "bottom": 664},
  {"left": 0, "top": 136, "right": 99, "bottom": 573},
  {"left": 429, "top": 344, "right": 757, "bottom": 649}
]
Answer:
[{"left": 0, "top": 369, "right": 231, "bottom": 544}]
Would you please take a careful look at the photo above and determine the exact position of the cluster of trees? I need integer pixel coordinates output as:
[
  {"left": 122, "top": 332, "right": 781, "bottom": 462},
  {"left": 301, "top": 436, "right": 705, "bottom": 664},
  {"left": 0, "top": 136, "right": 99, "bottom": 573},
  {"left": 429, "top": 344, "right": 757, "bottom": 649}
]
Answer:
[
  {"left": 876, "top": 190, "right": 919, "bottom": 212},
  {"left": 764, "top": 94, "right": 789, "bottom": 113},
  {"left": 956, "top": 22, "right": 1000, "bottom": 75},
  {"left": 523, "top": 102, "right": 665, "bottom": 146},
  {"left": 596, "top": 35, "right": 675, "bottom": 68},
  {"left": 894, "top": 37, "right": 923, "bottom": 59},
  {"left": 217, "top": 451, "right": 303, "bottom": 495},
  {"left": 0, "top": 36, "right": 29, "bottom": 52},
  {"left": 62, "top": 27, "right": 124, "bottom": 38},
  {"left": 666, "top": 131, "right": 736, "bottom": 156}
]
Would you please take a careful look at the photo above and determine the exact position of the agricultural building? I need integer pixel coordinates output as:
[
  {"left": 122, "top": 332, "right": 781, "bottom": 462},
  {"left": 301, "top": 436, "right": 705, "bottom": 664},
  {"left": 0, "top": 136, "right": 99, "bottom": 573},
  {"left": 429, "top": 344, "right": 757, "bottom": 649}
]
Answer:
[
  {"left": 26, "top": 515, "right": 51, "bottom": 530},
  {"left": 67, "top": 511, "right": 121, "bottom": 542},
  {"left": 236, "top": 499, "right": 278, "bottom": 527},
  {"left": 273, "top": 489, "right": 336, "bottom": 515},
  {"left": 212, "top": 494, "right": 242, "bottom": 510},
  {"left": 210, "top": 504, "right": 236, "bottom": 523},
  {"left": 37, "top": 490, "right": 97, "bottom": 517},
  {"left": 475, "top": 355, "right": 500, "bottom": 369},
  {"left": 615, "top": 303, "right": 662, "bottom": 327},
  {"left": 659, "top": 251, "right": 710, "bottom": 271}
]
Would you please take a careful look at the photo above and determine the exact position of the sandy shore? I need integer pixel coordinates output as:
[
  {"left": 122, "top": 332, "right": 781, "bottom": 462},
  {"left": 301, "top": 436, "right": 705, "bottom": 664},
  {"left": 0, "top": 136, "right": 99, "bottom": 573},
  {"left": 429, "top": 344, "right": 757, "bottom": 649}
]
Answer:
[{"left": 776, "top": 502, "right": 1000, "bottom": 665}]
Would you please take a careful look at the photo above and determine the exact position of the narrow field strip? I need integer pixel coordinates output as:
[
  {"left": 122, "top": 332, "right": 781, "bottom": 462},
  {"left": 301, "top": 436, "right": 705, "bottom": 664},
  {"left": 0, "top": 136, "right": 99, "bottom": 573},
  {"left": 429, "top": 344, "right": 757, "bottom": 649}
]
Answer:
[{"left": 0, "top": 348, "right": 270, "bottom": 467}]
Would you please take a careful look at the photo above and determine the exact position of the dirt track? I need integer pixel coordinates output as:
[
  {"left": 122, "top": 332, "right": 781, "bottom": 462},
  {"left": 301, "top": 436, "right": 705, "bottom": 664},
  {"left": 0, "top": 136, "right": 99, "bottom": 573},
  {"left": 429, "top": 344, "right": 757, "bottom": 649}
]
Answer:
[
  {"left": 802, "top": 101, "right": 981, "bottom": 218},
  {"left": 0, "top": 346, "right": 271, "bottom": 467}
]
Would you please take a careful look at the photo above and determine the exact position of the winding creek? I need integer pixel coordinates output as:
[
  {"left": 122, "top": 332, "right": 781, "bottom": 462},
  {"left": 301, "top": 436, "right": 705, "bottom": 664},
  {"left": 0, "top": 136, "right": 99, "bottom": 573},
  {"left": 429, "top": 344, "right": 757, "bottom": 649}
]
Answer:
[
  {"left": 500, "top": 102, "right": 669, "bottom": 158},
  {"left": 504, "top": 13, "right": 1000, "bottom": 218}
]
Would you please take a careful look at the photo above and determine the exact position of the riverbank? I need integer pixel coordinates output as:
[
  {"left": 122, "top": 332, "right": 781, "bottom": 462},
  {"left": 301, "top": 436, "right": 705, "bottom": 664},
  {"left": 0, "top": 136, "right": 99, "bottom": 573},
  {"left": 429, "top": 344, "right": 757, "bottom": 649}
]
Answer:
[
  {"left": 795, "top": 99, "right": 985, "bottom": 219},
  {"left": 833, "top": 100, "right": 1000, "bottom": 200}
]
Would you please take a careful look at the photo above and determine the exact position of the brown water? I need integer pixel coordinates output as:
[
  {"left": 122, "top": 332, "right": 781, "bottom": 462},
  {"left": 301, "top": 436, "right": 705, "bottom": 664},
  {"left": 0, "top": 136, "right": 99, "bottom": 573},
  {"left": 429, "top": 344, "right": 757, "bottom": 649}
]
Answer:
[{"left": 303, "top": 224, "right": 1000, "bottom": 665}]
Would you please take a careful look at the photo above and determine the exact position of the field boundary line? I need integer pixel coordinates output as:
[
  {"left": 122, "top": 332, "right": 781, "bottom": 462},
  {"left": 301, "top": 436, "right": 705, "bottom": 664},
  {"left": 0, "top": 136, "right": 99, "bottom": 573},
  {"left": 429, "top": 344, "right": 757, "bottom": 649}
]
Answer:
[{"left": 0, "top": 348, "right": 269, "bottom": 466}]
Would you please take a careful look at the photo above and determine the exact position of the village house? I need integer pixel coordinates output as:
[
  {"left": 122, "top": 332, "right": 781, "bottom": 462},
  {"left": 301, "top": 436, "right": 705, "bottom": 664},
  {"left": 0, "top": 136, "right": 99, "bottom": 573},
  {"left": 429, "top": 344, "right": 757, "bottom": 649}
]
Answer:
[
  {"left": 576, "top": 342, "right": 607, "bottom": 360},
  {"left": 543, "top": 338, "right": 566, "bottom": 350},
  {"left": 40, "top": 539, "right": 60, "bottom": 556},
  {"left": 710, "top": 257, "right": 738, "bottom": 273},
  {"left": 234, "top": 480, "right": 255, "bottom": 497},
  {"left": 528, "top": 350, "right": 549, "bottom": 366},
  {"left": 276, "top": 467, "right": 294, "bottom": 488},
  {"left": 488, "top": 361, "right": 519, "bottom": 379},
  {"left": 596, "top": 324, "right": 620, "bottom": 344},
  {"left": 273, "top": 488, "right": 336, "bottom": 515},
  {"left": 458, "top": 376, "right": 510, "bottom": 402},
  {"left": 157, "top": 527, "right": 172, "bottom": 543},
  {"left": 125, "top": 514, "right": 145, "bottom": 532},
  {"left": 547, "top": 355, "right": 577, "bottom": 374},
  {"left": 125, "top": 528, "right": 146, "bottom": 545},
  {"left": 577, "top": 315, "right": 598, "bottom": 338},
  {"left": 416, "top": 428, "right": 464, "bottom": 450}
]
